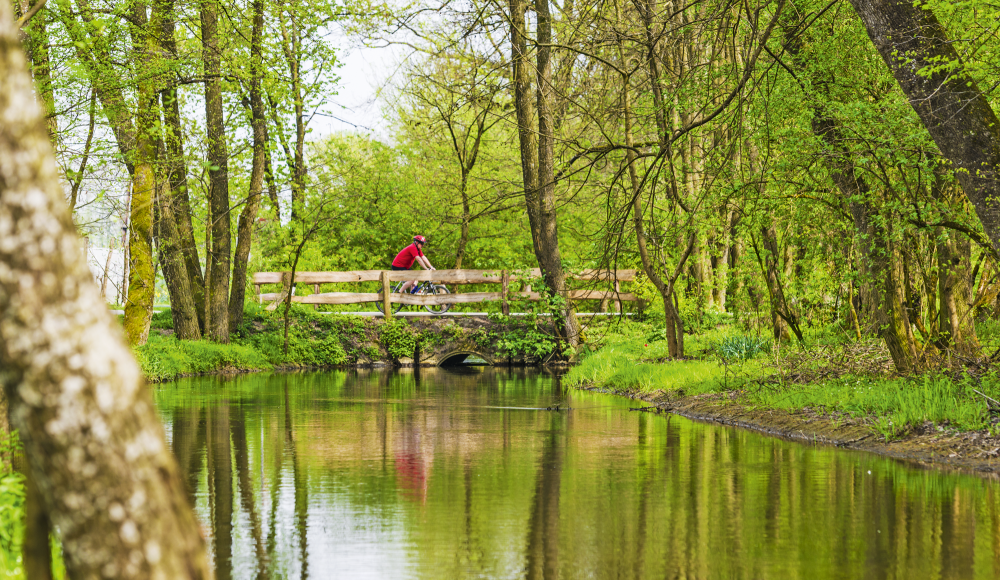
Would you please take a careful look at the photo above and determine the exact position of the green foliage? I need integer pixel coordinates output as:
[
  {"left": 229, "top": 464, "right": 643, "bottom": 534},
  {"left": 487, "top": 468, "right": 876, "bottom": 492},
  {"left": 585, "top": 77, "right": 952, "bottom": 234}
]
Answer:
[
  {"left": 0, "top": 471, "right": 25, "bottom": 576},
  {"left": 380, "top": 319, "right": 417, "bottom": 360},
  {"left": 0, "top": 431, "right": 20, "bottom": 476},
  {"left": 134, "top": 335, "right": 272, "bottom": 382},
  {"left": 715, "top": 335, "right": 772, "bottom": 361},
  {"left": 567, "top": 321, "right": 743, "bottom": 394},
  {"left": 487, "top": 313, "right": 560, "bottom": 359},
  {"left": 149, "top": 309, "right": 173, "bottom": 330}
]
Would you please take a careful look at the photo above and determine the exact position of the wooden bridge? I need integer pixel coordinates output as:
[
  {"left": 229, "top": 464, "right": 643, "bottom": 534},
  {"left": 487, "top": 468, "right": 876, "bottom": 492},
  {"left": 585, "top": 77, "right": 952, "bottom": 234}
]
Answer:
[{"left": 253, "top": 268, "right": 637, "bottom": 316}]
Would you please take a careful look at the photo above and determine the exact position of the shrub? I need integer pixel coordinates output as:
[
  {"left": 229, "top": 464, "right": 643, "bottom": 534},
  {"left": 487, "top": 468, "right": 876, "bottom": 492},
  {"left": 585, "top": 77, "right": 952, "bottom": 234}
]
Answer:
[{"left": 380, "top": 319, "right": 417, "bottom": 360}]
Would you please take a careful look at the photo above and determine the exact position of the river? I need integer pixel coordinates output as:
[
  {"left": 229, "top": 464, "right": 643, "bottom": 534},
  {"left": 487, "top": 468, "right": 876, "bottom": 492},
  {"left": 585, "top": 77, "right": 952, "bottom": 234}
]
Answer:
[{"left": 154, "top": 368, "right": 1000, "bottom": 579}]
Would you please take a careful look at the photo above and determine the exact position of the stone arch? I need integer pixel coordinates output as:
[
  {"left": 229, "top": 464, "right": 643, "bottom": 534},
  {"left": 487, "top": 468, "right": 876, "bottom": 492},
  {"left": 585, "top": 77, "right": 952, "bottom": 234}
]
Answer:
[{"left": 436, "top": 350, "right": 495, "bottom": 367}]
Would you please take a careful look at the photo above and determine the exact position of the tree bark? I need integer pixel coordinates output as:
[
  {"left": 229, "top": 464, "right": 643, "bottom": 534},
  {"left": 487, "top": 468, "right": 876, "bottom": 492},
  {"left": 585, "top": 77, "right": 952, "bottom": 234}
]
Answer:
[
  {"left": 277, "top": 1, "right": 307, "bottom": 222},
  {"left": 229, "top": 0, "right": 268, "bottom": 333},
  {"left": 509, "top": 0, "right": 579, "bottom": 348},
  {"left": 160, "top": 0, "right": 206, "bottom": 330},
  {"left": 848, "top": 0, "right": 1000, "bottom": 251},
  {"left": 155, "top": 175, "right": 201, "bottom": 340},
  {"left": 123, "top": 1, "right": 161, "bottom": 346},
  {"left": 0, "top": 8, "right": 211, "bottom": 575},
  {"left": 203, "top": 0, "right": 231, "bottom": 342},
  {"left": 23, "top": 469, "right": 53, "bottom": 580}
]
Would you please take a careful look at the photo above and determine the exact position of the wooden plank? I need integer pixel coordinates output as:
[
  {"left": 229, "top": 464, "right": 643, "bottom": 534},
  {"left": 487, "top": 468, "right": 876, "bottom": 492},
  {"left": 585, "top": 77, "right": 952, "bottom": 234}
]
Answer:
[
  {"left": 260, "top": 290, "right": 636, "bottom": 305},
  {"left": 254, "top": 269, "right": 509, "bottom": 285},
  {"left": 252, "top": 268, "right": 636, "bottom": 285},
  {"left": 305, "top": 293, "right": 385, "bottom": 304},
  {"left": 573, "top": 269, "right": 637, "bottom": 282},
  {"left": 567, "top": 290, "right": 638, "bottom": 301}
]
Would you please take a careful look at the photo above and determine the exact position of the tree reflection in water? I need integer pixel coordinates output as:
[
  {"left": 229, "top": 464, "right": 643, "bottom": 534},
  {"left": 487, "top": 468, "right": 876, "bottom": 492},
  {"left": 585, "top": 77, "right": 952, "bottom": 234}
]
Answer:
[{"left": 155, "top": 368, "right": 1000, "bottom": 579}]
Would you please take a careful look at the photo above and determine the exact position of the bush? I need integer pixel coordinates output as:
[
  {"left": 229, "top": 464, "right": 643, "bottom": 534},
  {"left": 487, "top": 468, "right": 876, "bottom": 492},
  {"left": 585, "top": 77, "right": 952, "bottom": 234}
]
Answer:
[
  {"left": 380, "top": 319, "right": 417, "bottom": 360},
  {"left": 487, "top": 313, "right": 561, "bottom": 359}
]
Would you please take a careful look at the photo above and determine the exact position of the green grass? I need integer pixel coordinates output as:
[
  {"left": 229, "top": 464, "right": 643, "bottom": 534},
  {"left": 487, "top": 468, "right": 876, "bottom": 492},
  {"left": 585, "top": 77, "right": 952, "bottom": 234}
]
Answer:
[
  {"left": 572, "top": 318, "right": 1000, "bottom": 440},
  {"left": 134, "top": 335, "right": 273, "bottom": 382},
  {"left": 568, "top": 319, "right": 766, "bottom": 395},
  {"left": 748, "top": 374, "right": 1000, "bottom": 439}
]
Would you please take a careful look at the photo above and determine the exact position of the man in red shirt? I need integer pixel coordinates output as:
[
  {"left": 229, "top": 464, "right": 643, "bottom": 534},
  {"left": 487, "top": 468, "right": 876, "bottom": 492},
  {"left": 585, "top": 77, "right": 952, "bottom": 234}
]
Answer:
[{"left": 391, "top": 235, "right": 436, "bottom": 293}]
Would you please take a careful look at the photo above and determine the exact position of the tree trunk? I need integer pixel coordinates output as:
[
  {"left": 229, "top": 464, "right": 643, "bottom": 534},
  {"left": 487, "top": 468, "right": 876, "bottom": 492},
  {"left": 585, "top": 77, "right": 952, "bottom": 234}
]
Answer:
[
  {"left": 160, "top": 0, "right": 206, "bottom": 330},
  {"left": 848, "top": 0, "right": 1000, "bottom": 251},
  {"left": 155, "top": 175, "right": 201, "bottom": 340},
  {"left": 230, "top": 0, "right": 268, "bottom": 334},
  {"left": 756, "top": 225, "right": 804, "bottom": 342},
  {"left": 454, "top": 168, "right": 471, "bottom": 269},
  {"left": 23, "top": 469, "right": 53, "bottom": 580},
  {"left": 621, "top": 65, "right": 690, "bottom": 357},
  {"left": 937, "top": 230, "right": 979, "bottom": 355},
  {"left": 277, "top": 2, "right": 307, "bottom": 222},
  {"left": 509, "top": 0, "right": 579, "bottom": 348},
  {"left": 0, "top": 8, "right": 211, "bottom": 574},
  {"left": 123, "top": 2, "right": 163, "bottom": 347},
  {"left": 203, "top": 0, "right": 231, "bottom": 342}
]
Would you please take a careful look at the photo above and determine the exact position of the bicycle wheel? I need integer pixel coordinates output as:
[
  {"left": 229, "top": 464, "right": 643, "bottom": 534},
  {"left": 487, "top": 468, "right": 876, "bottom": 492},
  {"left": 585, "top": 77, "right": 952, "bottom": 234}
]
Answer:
[
  {"left": 376, "top": 282, "right": 405, "bottom": 314},
  {"left": 424, "top": 284, "right": 451, "bottom": 314}
]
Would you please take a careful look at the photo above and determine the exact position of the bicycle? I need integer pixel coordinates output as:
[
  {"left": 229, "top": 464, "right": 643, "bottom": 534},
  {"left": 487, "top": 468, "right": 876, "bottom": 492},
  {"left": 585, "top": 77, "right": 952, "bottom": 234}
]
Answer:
[{"left": 376, "top": 279, "right": 451, "bottom": 314}]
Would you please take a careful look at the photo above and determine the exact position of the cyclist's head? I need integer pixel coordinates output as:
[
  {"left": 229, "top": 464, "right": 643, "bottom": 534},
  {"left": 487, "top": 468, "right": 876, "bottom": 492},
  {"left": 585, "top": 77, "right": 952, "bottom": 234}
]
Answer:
[{"left": 413, "top": 235, "right": 427, "bottom": 245}]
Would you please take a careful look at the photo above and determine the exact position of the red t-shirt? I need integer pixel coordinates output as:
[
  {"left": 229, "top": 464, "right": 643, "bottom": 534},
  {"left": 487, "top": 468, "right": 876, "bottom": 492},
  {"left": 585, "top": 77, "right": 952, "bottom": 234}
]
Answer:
[{"left": 391, "top": 243, "right": 424, "bottom": 269}]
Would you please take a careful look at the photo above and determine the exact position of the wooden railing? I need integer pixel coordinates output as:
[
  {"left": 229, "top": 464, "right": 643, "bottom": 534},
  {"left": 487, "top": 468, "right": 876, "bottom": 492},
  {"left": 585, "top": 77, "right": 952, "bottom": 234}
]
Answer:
[{"left": 253, "top": 268, "right": 637, "bottom": 314}]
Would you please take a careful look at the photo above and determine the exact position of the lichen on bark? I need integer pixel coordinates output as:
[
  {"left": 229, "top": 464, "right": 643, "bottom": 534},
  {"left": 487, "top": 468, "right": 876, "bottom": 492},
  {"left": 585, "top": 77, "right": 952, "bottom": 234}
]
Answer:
[{"left": 0, "top": 4, "right": 211, "bottom": 577}]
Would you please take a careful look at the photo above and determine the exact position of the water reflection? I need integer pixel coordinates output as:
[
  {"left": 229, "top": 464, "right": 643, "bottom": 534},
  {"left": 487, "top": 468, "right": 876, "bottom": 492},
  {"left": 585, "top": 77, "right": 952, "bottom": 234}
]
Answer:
[{"left": 155, "top": 369, "right": 1000, "bottom": 579}]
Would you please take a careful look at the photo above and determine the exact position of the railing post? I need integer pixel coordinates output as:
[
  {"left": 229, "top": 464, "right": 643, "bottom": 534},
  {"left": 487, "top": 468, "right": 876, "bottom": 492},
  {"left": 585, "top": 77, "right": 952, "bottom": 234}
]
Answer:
[
  {"left": 501, "top": 270, "right": 510, "bottom": 316},
  {"left": 380, "top": 270, "right": 391, "bottom": 319},
  {"left": 314, "top": 284, "right": 320, "bottom": 310},
  {"left": 255, "top": 284, "right": 261, "bottom": 304},
  {"left": 613, "top": 279, "right": 621, "bottom": 312}
]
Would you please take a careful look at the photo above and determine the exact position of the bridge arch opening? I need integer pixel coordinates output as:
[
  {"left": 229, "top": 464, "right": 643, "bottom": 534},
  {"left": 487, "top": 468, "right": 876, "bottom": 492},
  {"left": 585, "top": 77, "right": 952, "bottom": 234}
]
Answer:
[{"left": 437, "top": 351, "right": 494, "bottom": 367}]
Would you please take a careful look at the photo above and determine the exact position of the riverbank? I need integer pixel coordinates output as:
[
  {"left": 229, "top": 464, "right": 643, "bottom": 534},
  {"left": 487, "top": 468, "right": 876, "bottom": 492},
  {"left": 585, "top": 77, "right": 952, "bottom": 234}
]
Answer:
[
  {"left": 567, "top": 318, "right": 1000, "bottom": 476},
  {"left": 595, "top": 386, "right": 1000, "bottom": 476}
]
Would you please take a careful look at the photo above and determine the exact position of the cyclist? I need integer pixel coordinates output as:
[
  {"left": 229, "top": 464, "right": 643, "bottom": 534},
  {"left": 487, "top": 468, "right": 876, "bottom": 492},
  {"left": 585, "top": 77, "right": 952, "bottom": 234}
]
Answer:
[{"left": 391, "top": 235, "right": 436, "bottom": 294}]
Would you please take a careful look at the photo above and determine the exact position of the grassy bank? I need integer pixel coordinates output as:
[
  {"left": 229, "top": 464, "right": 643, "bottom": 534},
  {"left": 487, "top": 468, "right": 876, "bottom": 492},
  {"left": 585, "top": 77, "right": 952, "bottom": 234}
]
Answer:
[{"left": 568, "top": 318, "right": 1000, "bottom": 440}]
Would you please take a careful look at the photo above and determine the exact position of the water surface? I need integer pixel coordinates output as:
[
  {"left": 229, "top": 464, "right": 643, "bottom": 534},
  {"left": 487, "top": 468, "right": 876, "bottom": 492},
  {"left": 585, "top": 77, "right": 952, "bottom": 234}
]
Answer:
[{"left": 155, "top": 368, "right": 1000, "bottom": 579}]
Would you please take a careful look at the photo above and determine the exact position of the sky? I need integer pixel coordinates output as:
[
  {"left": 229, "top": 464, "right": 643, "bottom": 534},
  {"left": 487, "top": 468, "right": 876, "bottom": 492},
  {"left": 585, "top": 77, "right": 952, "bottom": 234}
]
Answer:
[{"left": 312, "top": 39, "right": 408, "bottom": 140}]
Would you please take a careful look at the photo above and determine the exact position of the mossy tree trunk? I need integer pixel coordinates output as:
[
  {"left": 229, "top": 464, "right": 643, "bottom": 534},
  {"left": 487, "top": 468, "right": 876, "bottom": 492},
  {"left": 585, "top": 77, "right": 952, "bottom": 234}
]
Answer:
[{"left": 123, "top": 1, "right": 164, "bottom": 346}]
